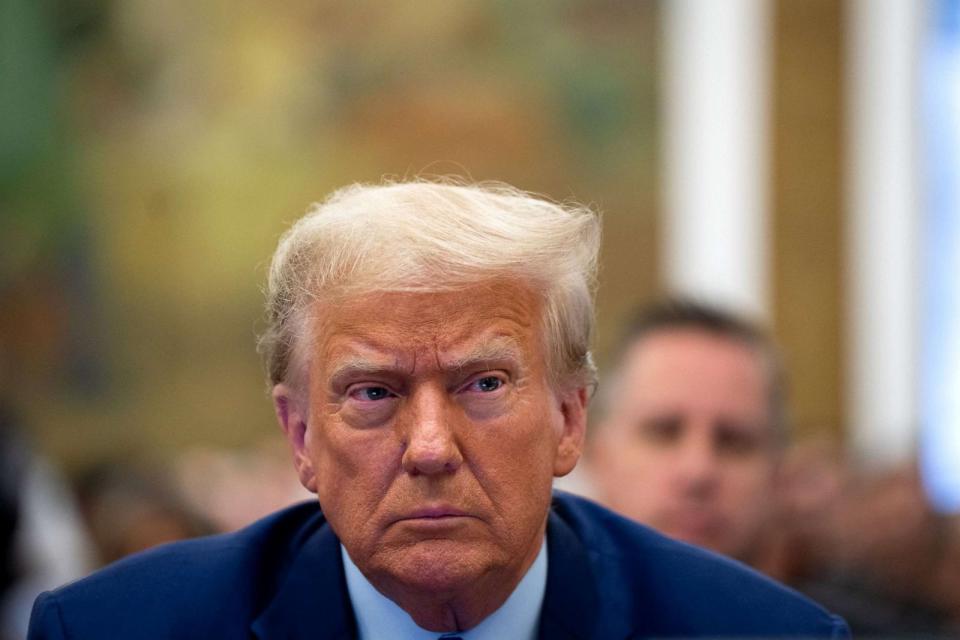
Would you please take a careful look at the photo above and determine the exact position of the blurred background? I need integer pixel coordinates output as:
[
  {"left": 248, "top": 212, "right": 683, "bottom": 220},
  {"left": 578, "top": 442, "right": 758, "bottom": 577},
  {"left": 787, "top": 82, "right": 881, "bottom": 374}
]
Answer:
[{"left": 1, "top": 0, "right": 959, "bottom": 635}]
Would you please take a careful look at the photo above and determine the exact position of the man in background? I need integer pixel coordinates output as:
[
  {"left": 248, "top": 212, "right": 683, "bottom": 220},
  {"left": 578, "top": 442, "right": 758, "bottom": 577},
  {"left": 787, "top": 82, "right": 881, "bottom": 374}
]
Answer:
[
  {"left": 589, "top": 299, "right": 960, "bottom": 636},
  {"left": 588, "top": 299, "right": 784, "bottom": 565}
]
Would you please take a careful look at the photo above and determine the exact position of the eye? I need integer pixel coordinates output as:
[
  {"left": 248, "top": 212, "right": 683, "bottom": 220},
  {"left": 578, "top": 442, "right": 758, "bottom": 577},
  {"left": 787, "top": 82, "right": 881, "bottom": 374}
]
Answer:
[
  {"left": 456, "top": 373, "right": 511, "bottom": 419},
  {"left": 638, "top": 416, "right": 682, "bottom": 444},
  {"left": 459, "top": 374, "right": 507, "bottom": 395},
  {"left": 474, "top": 376, "right": 503, "bottom": 392},
  {"left": 715, "top": 423, "right": 763, "bottom": 456},
  {"left": 349, "top": 385, "right": 396, "bottom": 402}
]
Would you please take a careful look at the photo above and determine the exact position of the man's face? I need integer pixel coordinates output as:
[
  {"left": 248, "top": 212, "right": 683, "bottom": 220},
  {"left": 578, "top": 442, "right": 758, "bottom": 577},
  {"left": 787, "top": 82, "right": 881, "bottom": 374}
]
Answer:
[
  {"left": 591, "top": 329, "right": 777, "bottom": 561},
  {"left": 273, "top": 281, "right": 585, "bottom": 604}
]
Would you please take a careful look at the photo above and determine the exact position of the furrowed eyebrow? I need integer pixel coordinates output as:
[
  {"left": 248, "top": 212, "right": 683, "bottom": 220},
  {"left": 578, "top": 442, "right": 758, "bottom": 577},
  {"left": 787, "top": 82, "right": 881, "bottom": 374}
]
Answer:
[
  {"left": 445, "top": 338, "right": 524, "bottom": 372},
  {"left": 328, "top": 357, "right": 403, "bottom": 385},
  {"left": 326, "top": 337, "right": 525, "bottom": 385}
]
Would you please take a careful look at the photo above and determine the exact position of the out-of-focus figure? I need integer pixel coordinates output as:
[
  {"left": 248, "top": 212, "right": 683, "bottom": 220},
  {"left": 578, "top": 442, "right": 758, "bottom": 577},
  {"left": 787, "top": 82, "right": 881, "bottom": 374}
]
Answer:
[
  {"left": 173, "top": 440, "right": 312, "bottom": 533},
  {"left": 587, "top": 298, "right": 960, "bottom": 635},
  {"left": 587, "top": 298, "right": 783, "bottom": 565},
  {"left": 779, "top": 455, "right": 960, "bottom": 636},
  {"left": 75, "top": 462, "right": 216, "bottom": 566},
  {"left": 0, "top": 398, "right": 96, "bottom": 640}
]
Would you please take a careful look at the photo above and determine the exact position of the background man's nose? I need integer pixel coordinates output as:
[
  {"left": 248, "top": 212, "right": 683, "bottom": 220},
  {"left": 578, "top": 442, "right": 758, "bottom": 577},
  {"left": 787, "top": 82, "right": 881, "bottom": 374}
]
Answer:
[
  {"left": 674, "top": 428, "right": 721, "bottom": 497},
  {"left": 400, "top": 388, "right": 463, "bottom": 476}
]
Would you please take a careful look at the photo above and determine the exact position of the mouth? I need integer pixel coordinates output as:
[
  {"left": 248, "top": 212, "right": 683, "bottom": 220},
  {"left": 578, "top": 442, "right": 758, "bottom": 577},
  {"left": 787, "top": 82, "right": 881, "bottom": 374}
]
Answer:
[
  {"left": 398, "top": 505, "right": 471, "bottom": 521},
  {"left": 387, "top": 504, "right": 480, "bottom": 533}
]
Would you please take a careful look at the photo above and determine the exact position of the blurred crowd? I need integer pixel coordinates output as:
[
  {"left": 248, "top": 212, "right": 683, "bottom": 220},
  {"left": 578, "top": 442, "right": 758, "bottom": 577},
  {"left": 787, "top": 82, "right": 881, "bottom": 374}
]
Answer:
[
  {"left": 0, "top": 414, "right": 310, "bottom": 640},
  {"left": 771, "top": 444, "right": 960, "bottom": 635}
]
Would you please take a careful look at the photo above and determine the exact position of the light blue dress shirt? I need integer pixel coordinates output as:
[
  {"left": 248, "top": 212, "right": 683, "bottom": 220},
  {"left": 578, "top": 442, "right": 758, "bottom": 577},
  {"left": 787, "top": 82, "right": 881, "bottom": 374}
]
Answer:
[{"left": 341, "top": 540, "right": 547, "bottom": 640}]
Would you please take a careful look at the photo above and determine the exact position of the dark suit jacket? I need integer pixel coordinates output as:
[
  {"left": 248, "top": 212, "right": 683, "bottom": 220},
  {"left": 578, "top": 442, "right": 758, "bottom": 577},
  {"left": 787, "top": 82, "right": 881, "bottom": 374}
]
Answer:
[{"left": 28, "top": 491, "right": 848, "bottom": 639}]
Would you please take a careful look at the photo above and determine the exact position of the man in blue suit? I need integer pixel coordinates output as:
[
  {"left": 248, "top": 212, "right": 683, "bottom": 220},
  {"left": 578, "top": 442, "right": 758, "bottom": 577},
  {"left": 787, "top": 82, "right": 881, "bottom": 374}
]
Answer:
[{"left": 29, "top": 180, "right": 848, "bottom": 639}]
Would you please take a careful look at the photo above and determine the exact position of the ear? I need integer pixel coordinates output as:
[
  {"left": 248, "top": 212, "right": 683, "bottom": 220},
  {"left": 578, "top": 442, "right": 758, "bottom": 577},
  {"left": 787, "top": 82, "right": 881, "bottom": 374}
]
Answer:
[
  {"left": 553, "top": 385, "right": 588, "bottom": 477},
  {"left": 272, "top": 383, "right": 318, "bottom": 493}
]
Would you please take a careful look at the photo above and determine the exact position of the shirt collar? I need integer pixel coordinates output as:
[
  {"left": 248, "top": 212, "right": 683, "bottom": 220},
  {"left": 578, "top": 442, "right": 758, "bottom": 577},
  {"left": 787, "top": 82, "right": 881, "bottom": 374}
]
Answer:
[{"left": 341, "top": 540, "right": 548, "bottom": 640}]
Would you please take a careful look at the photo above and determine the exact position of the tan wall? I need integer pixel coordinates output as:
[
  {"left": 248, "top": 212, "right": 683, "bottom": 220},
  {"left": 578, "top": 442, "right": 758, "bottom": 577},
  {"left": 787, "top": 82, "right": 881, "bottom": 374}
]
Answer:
[{"left": 771, "top": 0, "right": 846, "bottom": 442}]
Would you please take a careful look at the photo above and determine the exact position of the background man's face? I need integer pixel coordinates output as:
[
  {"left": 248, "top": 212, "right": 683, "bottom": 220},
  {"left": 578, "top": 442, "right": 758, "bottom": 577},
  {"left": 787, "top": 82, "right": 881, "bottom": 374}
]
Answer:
[
  {"left": 591, "top": 329, "right": 777, "bottom": 561},
  {"left": 277, "top": 281, "right": 585, "bottom": 605}
]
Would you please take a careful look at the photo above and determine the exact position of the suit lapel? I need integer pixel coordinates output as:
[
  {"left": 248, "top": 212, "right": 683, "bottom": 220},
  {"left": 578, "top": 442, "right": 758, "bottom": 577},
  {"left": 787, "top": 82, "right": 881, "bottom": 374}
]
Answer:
[
  {"left": 251, "top": 522, "right": 356, "bottom": 640},
  {"left": 538, "top": 509, "right": 601, "bottom": 639}
]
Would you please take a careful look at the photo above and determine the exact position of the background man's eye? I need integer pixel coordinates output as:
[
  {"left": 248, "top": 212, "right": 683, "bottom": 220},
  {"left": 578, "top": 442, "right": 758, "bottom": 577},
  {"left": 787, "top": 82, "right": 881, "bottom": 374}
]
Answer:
[
  {"left": 475, "top": 376, "right": 502, "bottom": 392},
  {"left": 639, "top": 417, "right": 682, "bottom": 444},
  {"left": 716, "top": 426, "right": 762, "bottom": 456}
]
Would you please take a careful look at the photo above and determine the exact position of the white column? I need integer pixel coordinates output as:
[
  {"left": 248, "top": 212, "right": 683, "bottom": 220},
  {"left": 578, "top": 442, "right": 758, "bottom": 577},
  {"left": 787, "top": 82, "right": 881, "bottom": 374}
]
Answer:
[
  {"left": 660, "top": 0, "right": 772, "bottom": 319},
  {"left": 845, "top": 0, "right": 923, "bottom": 470}
]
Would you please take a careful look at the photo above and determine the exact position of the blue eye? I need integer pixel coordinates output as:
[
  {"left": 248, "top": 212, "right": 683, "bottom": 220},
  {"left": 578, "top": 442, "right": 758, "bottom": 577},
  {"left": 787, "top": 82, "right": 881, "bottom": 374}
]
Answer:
[
  {"left": 473, "top": 376, "right": 503, "bottom": 393},
  {"left": 353, "top": 386, "right": 394, "bottom": 401}
]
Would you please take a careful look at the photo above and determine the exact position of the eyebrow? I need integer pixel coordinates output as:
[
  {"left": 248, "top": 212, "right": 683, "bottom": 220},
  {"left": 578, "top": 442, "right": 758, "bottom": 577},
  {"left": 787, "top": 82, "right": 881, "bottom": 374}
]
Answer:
[
  {"left": 327, "top": 337, "right": 525, "bottom": 385},
  {"left": 328, "top": 357, "right": 399, "bottom": 386},
  {"left": 444, "top": 337, "right": 524, "bottom": 373}
]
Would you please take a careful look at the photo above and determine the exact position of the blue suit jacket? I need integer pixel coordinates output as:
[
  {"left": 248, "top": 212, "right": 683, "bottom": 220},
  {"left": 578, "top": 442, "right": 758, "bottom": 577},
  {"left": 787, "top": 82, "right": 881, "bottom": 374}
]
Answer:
[{"left": 29, "top": 492, "right": 848, "bottom": 639}]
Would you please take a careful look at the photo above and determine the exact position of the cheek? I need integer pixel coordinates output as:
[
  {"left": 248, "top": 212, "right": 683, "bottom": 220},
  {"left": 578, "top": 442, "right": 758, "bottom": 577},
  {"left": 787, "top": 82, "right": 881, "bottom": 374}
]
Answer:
[
  {"left": 470, "top": 428, "right": 548, "bottom": 491},
  {"left": 604, "top": 439, "right": 669, "bottom": 482},
  {"left": 723, "top": 461, "right": 776, "bottom": 507},
  {"left": 722, "top": 470, "right": 775, "bottom": 546},
  {"left": 595, "top": 442, "right": 662, "bottom": 507},
  {"left": 310, "top": 424, "right": 397, "bottom": 514},
  {"left": 467, "top": 406, "right": 558, "bottom": 503}
]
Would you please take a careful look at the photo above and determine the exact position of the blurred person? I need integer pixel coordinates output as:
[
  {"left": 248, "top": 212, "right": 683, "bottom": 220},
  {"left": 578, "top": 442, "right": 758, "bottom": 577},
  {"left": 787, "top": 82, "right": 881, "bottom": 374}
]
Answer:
[
  {"left": 767, "top": 438, "right": 849, "bottom": 582},
  {"left": 29, "top": 181, "right": 847, "bottom": 639},
  {"left": 75, "top": 462, "right": 216, "bottom": 565},
  {"left": 787, "top": 462, "right": 960, "bottom": 635},
  {"left": 588, "top": 299, "right": 784, "bottom": 566},
  {"left": 0, "top": 398, "right": 95, "bottom": 640},
  {"left": 174, "top": 441, "right": 312, "bottom": 533}
]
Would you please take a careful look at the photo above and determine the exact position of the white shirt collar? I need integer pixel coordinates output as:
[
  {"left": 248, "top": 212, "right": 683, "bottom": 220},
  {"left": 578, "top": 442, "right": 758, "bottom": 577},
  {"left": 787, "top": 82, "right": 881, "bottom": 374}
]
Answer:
[{"left": 341, "top": 539, "right": 547, "bottom": 640}]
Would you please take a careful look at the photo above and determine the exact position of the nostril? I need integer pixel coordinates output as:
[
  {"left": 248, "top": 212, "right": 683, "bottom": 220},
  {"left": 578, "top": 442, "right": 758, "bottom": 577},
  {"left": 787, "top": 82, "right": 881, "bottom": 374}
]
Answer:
[{"left": 401, "top": 437, "right": 464, "bottom": 476}]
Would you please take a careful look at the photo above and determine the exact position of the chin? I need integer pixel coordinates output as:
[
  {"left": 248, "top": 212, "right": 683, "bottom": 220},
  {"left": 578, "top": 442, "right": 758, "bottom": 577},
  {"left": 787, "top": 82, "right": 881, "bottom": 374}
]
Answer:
[{"left": 387, "top": 539, "right": 494, "bottom": 593}]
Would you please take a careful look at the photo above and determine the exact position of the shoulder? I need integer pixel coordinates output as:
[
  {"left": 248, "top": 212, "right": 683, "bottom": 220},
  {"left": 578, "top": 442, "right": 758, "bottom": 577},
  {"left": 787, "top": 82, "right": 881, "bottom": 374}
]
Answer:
[
  {"left": 548, "top": 491, "right": 849, "bottom": 638},
  {"left": 28, "top": 501, "right": 326, "bottom": 640}
]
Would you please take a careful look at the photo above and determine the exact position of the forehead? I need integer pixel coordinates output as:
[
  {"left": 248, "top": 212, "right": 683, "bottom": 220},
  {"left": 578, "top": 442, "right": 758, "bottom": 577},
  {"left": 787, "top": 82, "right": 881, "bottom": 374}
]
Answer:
[
  {"left": 308, "top": 281, "right": 545, "bottom": 371},
  {"left": 620, "top": 329, "right": 770, "bottom": 415}
]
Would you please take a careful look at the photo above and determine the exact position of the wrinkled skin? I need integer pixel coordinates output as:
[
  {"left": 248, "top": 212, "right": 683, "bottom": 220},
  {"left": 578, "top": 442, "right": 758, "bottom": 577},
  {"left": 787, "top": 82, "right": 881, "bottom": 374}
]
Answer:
[
  {"left": 273, "top": 281, "right": 587, "bottom": 632},
  {"left": 590, "top": 329, "right": 777, "bottom": 562}
]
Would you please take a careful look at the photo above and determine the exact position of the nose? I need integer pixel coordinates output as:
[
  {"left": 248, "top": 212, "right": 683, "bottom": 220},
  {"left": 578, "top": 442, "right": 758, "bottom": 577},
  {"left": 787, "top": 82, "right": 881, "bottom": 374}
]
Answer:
[
  {"left": 400, "top": 387, "right": 463, "bottom": 476},
  {"left": 673, "top": 427, "right": 720, "bottom": 499}
]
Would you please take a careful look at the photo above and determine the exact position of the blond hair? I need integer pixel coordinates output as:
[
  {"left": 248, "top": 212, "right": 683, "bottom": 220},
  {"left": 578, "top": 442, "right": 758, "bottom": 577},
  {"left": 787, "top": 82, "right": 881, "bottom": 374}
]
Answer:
[{"left": 258, "top": 179, "right": 600, "bottom": 392}]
